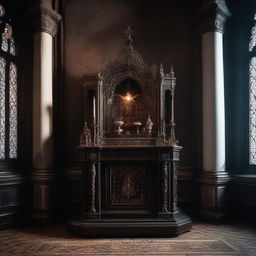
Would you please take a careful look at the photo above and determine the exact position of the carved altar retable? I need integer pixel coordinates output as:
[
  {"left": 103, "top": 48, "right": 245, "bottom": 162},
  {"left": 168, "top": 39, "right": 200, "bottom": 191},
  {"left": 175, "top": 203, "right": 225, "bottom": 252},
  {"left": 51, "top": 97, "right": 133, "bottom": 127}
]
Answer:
[{"left": 69, "top": 27, "right": 192, "bottom": 236}]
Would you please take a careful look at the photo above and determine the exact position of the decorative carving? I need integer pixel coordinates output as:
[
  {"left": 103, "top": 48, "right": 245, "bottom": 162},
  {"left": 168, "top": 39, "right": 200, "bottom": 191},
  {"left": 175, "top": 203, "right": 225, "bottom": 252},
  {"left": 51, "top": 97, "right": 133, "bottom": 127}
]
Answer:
[
  {"left": 110, "top": 166, "right": 145, "bottom": 205},
  {"left": 157, "top": 120, "right": 166, "bottom": 145},
  {"left": 124, "top": 26, "right": 133, "bottom": 49},
  {"left": 161, "top": 161, "right": 169, "bottom": 213},
  {"left": 88, "top": 162, "right": 97, "bottom": 214},
  {"left": 82, "top": 27, "right": 179, "bottom": 147},
  {"left": 146, "top": 113, "right": 153, "bottom": 134},
  {"left": 198, "top": 0, "right": 231, "bottom": 34},
  {"left": 73, "top": 26, "right": 192, "bottom": 236},
  {"left": 122, "top": 173, "right": 135, "bottom": 199},
  {"left": 168, "top": 123, "right": 177, "bottom": 145},
  {"left": 79, "top": 122, "right": 92, "bottom": 147},
  {"left": 168, "top": 65, "right": 178, "bottom": 146},
  {"left": 27, "top": 2, "right": 61, "bottom": 37},
  {"left": 98, "top": 27, "right": 158, "bottom": 137},
  {"left": 171, "top": 161, "right": 177, "bottom": 212},
  {"left": 160, "top": 63, "right": 164, "bottom": 78}
]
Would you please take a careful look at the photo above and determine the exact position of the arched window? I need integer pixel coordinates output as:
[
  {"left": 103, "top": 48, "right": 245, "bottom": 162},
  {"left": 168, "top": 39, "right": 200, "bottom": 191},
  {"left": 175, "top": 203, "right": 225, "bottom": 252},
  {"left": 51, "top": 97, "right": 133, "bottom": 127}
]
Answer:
[
  {"left": 0, "top": 4, "right": 17, "bottom": 160},
  {"left": 249, "top": 14, "right": 256, "bottom": 165}
]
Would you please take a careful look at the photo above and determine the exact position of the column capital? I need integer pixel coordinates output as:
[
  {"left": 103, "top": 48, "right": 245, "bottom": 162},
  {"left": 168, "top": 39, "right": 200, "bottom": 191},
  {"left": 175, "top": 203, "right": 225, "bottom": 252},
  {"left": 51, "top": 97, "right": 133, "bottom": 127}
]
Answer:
[
  {"left": 27, "top": 1, "right": 61, "bottom": 37},
  {"left": 197, "top": 0, "right": 231, "bottom": 34}
]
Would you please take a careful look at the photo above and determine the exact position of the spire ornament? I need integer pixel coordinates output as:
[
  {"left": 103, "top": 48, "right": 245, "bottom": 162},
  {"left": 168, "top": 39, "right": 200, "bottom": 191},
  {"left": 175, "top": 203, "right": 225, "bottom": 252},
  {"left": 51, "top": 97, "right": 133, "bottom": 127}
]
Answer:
[
  {"left": 124, "top": 26, "right": 134, "bottom": 49},
  {"left": 79, "top": 121, "right": 92, "bottom": 147}
]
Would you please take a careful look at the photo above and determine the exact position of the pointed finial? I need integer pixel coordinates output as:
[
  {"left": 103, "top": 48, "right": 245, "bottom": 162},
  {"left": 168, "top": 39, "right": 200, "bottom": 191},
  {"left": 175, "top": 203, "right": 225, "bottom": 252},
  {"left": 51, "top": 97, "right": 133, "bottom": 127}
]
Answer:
[
  {"left": 160, "top": 63, "right": 164, "bottom": 77},
  {"left": 170, "top": 65, "right": 175, "bottom": 77},
  {"left": 124, "top": 26, "right": 133, "bottom": 48}
]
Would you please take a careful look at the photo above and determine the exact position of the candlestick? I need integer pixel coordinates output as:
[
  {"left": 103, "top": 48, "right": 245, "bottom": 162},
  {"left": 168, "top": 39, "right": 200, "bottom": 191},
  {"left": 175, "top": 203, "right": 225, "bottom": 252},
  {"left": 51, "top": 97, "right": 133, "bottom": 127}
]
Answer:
[{"left": 93, "top": 96, "right": 96, "bottom": 120}]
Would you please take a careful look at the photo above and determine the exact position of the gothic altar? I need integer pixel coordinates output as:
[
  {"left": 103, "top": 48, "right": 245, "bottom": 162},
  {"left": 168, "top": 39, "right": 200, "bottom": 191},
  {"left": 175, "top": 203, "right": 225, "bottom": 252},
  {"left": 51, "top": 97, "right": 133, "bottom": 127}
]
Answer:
[{"left": 69, "top": 27, "right": 192, "bottom": 236}]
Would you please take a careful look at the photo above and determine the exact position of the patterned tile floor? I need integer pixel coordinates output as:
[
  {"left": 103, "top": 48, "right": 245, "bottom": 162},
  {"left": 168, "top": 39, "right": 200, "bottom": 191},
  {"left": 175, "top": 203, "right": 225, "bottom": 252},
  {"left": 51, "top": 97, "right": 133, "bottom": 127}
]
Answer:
[{"left": 0, "top": 221, "right": 255, "bottom": 256}]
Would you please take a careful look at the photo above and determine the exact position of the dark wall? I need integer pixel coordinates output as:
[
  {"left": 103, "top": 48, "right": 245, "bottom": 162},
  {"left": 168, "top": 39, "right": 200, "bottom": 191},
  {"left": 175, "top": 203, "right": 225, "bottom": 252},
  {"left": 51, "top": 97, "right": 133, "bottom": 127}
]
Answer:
[{"left": 62, "top": 0, "right": 200, "bottom": 168}]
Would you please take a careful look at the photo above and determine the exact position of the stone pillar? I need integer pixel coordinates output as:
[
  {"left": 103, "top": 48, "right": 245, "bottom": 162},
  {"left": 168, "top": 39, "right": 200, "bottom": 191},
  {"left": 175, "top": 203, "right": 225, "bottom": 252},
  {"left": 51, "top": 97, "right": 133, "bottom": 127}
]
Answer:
[
  {"left": 198, "top": 0, "right": 231, "bottom": 221},
  {"left": 28, "top": 1, "right": 61, "bottom": 222}
]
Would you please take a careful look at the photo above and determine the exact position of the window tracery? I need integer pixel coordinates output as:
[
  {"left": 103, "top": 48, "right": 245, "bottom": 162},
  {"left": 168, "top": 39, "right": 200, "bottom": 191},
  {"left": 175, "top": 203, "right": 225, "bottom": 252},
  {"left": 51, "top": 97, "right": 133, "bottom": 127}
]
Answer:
[
  {"left": 0, "top": 5, "right": 17, "bottom": 160},
  {"left": 0, "top": 57, "right": 5, "bottom": 159},
  {"left": 249, "top": 14, "right": 256, "bottom": 52},
  {"left": 249, "top": 14, "right": 256, "bottom": 164}
]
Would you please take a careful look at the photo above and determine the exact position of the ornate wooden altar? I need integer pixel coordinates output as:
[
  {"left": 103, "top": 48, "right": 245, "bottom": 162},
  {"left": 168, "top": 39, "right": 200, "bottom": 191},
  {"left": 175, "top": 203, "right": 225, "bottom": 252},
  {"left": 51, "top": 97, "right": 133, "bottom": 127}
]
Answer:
[{"left": 69, "top": 27, "right": 192, "bottom": 236}]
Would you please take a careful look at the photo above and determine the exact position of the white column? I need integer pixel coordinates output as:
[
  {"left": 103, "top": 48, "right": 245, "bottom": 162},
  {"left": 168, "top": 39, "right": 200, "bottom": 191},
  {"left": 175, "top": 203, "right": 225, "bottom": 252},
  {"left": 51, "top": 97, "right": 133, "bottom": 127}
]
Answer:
[
  {"left": 33, "top": 32, "right": 54, "bottom": 170},
  {"left": 29, "top": 2, "right": 61, "bottom": 221},
  {"left": 202, "top": 31, "right": 226, "bottom": 172},
  {"left": 198, "top": 0, "right": 230, "bottom": 221}
]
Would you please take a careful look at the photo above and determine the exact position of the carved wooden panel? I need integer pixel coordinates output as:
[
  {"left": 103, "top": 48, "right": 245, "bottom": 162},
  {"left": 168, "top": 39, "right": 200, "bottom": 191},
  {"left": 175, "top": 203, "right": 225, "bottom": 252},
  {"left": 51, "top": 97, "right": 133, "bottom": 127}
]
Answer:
[{"left": 108, "top": 165, "right": 146, "bottom": 206}]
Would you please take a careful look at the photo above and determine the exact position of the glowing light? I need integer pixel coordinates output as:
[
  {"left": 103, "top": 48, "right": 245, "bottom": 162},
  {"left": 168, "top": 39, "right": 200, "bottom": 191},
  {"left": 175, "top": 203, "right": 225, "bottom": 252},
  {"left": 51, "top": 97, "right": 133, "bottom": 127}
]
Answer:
[{"left": 118, "top": 92, "right": 138, "bottom": 103}]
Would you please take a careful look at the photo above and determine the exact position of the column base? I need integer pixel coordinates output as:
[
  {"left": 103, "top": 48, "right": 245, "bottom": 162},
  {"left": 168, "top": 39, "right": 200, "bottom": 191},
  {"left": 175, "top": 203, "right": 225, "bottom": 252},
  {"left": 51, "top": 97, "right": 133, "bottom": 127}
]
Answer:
[
  {"left": 31, "top": 170, "right": 55, "bottom": 224},
  {"left": 198, "top": 171, "right": 230, "bottom": 223}
]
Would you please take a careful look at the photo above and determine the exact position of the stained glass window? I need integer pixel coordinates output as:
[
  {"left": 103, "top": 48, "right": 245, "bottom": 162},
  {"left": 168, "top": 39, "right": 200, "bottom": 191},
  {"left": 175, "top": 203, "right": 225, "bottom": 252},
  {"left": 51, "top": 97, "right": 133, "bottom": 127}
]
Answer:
[
  {"left": 249, "top": 14, "right": 256, "bottom": 165},
  {"left": 0, "top": 57, "right": 5, "bottom": 159},
  {"left": 249, "top": 14, "right": 256, "bottom": 52},
  {"left": 9, "top": 62, "right": 17, "bottom": 158},
  {"left": 1, "top": 33, "right": 8, "bottom": 52},
  {"left": 249, "top": 57, "right": 256, "bottom": 164},
  {"left": 10, "top": 38, "right": 15, "bottom": 56},
  {"left": 0, "top": 5, "right": 18, "bottom": 160}
]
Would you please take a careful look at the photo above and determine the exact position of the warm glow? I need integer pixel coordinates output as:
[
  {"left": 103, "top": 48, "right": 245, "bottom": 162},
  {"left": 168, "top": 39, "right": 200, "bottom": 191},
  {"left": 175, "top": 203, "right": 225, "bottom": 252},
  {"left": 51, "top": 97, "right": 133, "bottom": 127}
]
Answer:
[
  {"left": 119, "top": 92, "right": 138, "bottom": 103},
  {"left": 124, "top": 92, "right": 133, "bottom": 102}
]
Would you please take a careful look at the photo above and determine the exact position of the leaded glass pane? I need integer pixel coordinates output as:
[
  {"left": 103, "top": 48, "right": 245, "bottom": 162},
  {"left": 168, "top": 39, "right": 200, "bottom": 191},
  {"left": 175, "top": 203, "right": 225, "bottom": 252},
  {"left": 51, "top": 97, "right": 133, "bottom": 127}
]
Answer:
[
  {"left": 9, "top": 62, "right": 17, "bottom": 158},
  {"left": 10, "top": 38, "right": 15, "bottom": 56},
  {"left": 1, "top": 33, "right": 8, "bottom": 52},
  {"left": 0, "top": 5, "right": 5, "bottom": 18},
  {"left": 4, "top": 24, "right": 12, "bottom": 39},
  {"left": 249, "top": 57, "right": 256, "bottom": 164},
  {"left": 0, "top": 57, "right": 5, "bottom": 159},
  {"left": 249, "top": 15, "right": 256, "bottom": 52}
]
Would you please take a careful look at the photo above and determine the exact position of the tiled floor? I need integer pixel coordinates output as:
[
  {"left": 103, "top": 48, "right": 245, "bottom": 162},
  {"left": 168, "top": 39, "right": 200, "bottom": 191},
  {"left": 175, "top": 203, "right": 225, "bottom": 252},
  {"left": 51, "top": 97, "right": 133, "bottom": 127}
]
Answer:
[{"left": 0, "top": 222, "right": 255, "bottom": 255}]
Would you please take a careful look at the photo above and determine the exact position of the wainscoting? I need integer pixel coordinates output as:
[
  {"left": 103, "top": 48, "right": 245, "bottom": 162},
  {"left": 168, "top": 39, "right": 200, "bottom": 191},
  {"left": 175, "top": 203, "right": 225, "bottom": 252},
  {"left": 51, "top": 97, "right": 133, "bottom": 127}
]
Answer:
[{"left": 0, "top": 171, "right": 24, "bottom": 230}]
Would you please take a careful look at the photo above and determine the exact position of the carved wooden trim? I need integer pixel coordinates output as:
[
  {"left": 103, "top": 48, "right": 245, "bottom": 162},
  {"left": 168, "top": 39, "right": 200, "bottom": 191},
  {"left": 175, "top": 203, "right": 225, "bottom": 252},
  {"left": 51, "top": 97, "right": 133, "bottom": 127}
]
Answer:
[
  {"left": 161, "top": 161, "right": 169, "bottom": 213},
  {"left": 170, "top": 161, "right": 177, "bottom": 212},
  {"left": 98, "top": 27, "right": 159, "bottom": 136},
  {"left": 88, "top": 161, "right": 97, "bottom": 214}
]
